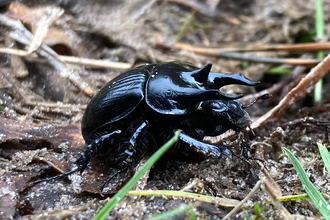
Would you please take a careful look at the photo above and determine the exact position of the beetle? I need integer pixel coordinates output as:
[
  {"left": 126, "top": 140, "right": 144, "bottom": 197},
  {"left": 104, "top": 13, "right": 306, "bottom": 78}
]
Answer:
[{"left": 34, "top": 62, "right": 268, "bottom": 190}]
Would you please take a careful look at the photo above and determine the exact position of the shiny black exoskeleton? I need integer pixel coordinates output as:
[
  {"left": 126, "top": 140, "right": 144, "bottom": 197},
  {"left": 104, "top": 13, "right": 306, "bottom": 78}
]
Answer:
[{"left": 35, "top": 62, "right": 265, "bottom": 190}]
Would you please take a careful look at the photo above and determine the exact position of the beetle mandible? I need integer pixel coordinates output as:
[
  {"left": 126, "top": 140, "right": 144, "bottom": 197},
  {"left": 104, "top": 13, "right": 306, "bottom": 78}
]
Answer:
[{"left": 35, "top": 62, "right": 267, "bottom": 190}]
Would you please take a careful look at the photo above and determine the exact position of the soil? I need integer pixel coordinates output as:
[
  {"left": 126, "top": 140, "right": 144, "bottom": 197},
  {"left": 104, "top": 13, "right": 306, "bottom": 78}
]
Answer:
[{"left": 0, "top": 0, "right": 329, "bottom": 219}]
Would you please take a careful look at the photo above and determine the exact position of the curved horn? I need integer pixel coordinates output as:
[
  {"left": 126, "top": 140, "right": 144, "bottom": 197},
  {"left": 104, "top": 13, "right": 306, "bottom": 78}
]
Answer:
[
  {"left": 194, "top": 89, "right": 243, "bottom": 100},
  {"left": 218, "top": 92, "right": 243, "bottom": 100},
  {"left": 208, "top": 72, "right": 259, "bottom": 89},
  {"left": 190, "top": 63, "right": 212, "bottom": 84}
]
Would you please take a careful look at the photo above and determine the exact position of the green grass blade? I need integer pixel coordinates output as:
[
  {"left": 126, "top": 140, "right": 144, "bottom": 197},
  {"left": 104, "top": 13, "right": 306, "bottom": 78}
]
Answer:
[
  {"left": 176, "top": 13, "right": 195, "bottom": 41},
  {"left": 93, "top": 130, "right": 181, "bottom": 220},
  {"left": 277, "top": 194, "right": 310, "bottom": 202},
  {"left": 317, "top": 141, "right": 330, "bottom": 176},
  {"left": 315, "top": 0, "right": 324, "bottom": 38},
  {"left": 283, "top": 147, "right": 330, "bottom": 220},
  {"left": 277, "top": 193, "right": 329, "bottom": 202},
  {"left": 267, "top": 67, "right": 291, "bottom": 75},
  {"left": 313, "top": 0, "right": 324, "bottom": 103},
  {"left": 145, "top": 204, "right": 194, "bottom": 220}
]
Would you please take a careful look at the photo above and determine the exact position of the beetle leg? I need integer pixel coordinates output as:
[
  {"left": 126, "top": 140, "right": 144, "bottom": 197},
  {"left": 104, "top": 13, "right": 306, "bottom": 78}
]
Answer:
[
  {"left": 98, "top": 121, "right": 149, "bottom": 193},
  {"left": 119, "top": 121, "right": 149, "bottom": 167},
  {"left": 177, "top": 132, "right": 232, "bottom": 159},
  {"left": 129, "top": 122, "right": 149, "bottom": 151},
  {"left": 95, "top": 121, "right": 148, "bottom": 190},
  {"left": 76, "top": 129, "right": 122, "bottom": 172},
  {"left": 33, "top": 130, "right": 121, "bottom": 185}
]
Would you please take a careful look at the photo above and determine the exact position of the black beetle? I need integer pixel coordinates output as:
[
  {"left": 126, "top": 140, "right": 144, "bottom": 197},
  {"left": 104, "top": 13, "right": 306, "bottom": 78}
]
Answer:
[{"left": 35, "top": 62, "right": 268, "bottom": 190}]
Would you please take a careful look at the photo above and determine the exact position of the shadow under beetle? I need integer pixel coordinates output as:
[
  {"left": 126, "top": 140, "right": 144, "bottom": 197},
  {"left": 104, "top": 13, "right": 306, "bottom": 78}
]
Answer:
[{"left": 34, "top": 62, "right": 269, "bottom": 191}]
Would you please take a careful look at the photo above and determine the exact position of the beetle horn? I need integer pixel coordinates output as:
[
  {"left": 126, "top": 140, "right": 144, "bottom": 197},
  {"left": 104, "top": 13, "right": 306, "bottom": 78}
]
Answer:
[
  {"left": 208, "top": 72, "right": 259, "bottom": 89},
  {"left": 219, "top": 92, "right": 243, "bottom": 99},
  {"left": 190, "top": 63, "right": 212, "bottom": 84}
]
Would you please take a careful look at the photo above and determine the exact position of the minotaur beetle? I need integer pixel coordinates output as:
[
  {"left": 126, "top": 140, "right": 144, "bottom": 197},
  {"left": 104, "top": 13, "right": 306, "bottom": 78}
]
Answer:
[{"left": 34, "top": 62, "right": 269, "bottom": 191}]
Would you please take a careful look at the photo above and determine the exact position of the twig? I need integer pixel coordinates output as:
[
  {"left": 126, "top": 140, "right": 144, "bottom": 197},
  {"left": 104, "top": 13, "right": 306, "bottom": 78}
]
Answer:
[
  {"left": 0, "top": 47, "right": 132, "bottom": 70},
  {"left": 261, "top": 183, "right": 294, "bottom": 220},
  {"left": 257, "top": 161, "right": 282, "bottom": 198},
  {"left": 216, "top": 53, "right": 319, "bottom": 67},
  {"left": 0, "top": 14, "right": 95, "bottom": 96},
  {"left": 57, "top": 54, "right": 131, "bottom": 70},
  {"left": 173, "top": 42, "right": 330, "bottom": 53},
  {"left": 28, "top": 6, "right": 64, "bottom": 53},
  {"left": 24, "top": 101, "right": 86, "bottom": 109},
  {"left": 172, "top": 42, "right": 329, "bottom": 66},
  {"left": 213, "top": 55, "right": 329, "bottom": 143},
  {"left": 251, "top": 53, "right": 330, "bottom": 129},
  {"left": 240, "top": 65, "right": 306, "bottom": 104},
  {"left": 163, "top": 0, "right": 241, "bottom": 24},
  {"left": 128, "top": 190, "right": 244, "bottom": 207},
  {"left": 222, "top": 180, "right": 262, "bottom": 220},
  {"left": 0, "top": 14, "right": 67, "bottom": 68},
  {"left": 163, "top": 0, "right": 219, "bottom": 17}
]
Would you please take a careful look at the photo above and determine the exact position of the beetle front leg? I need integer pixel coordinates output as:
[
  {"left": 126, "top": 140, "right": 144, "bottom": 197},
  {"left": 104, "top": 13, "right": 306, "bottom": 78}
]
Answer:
[{"left": 177, "top": 132, "right": 232, "bottom": 159}]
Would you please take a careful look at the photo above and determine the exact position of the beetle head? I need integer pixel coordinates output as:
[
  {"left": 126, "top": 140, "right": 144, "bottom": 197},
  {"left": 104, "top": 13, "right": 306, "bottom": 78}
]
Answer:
[
  {"left": 198, "top": 93, "right": 271, "bottom": 131},
  {"left": 199, "top": 100, "right": 251, "bottom": 128}
]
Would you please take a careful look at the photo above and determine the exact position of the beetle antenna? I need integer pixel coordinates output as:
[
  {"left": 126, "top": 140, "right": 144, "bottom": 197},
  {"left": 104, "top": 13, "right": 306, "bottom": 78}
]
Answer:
[
  {"left": 248, "top": 124, "right": 255, "bottom": 136},
  {"left": 242, "top": 93, "right": 272, "bottom": 108},
  {"left": 233, "top": 152, "right": 251, "bottom": 165}
]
